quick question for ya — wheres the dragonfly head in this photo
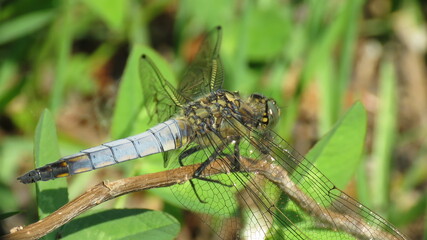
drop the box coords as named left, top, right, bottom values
left=249, top=94, right=281, bottom=128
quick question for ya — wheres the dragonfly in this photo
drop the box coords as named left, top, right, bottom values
left=18, top=26, right=408, bottom=240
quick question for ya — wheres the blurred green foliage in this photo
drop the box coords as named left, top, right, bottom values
left=1, top=0, right=426, bottom=239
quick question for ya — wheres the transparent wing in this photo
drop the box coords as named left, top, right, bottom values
left=168, top=116, right=408, bottom=239
left=139, top=26, right=223, bottom=123
left=139, top=54, right=187, bottom=123
left=178, top=26, right=224, bottom=99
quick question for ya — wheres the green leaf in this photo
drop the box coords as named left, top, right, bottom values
left=317, top=0, right=364, bottom=131
left=246, top=5, right=289, bottom=60
left=49, top=3, right=73, bottom=113
left=34, top=109, right=68, bottom=218
left=306, top=102, right=367, bottom=189
left=111, top=45, right=145, bottom=139
left=34, top=109, right=68, bottom=240
left=0, top=10, right=55, bottom=44
left=372, top=59, right=397, bottom=213
left=61, top=209, right=180, bottom=240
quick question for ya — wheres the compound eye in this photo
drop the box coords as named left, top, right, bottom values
left=266, top=99, right=280, bottom=127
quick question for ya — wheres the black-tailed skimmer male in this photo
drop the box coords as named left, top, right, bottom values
left=18, top=26, right=408, bottom=240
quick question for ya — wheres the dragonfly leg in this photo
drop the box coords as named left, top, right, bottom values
left=178, top=146, right=212, bottom=203
left=232, top=138, right=250, bottom=178
left=189, top=178, right=207, bottom=204
left=215, top=137, right=242, bottom=172
left=193, top=147, right=222, bottom=177
left=193, top=148, right=233, bottom=187
left=230, top=137, right=241, bottom=172
left=179, top=144, right=224, bottom=177
left=178, top=145, right=203, bottom=166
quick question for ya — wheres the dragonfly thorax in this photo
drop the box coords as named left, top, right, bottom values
left=177, top=90, right=280, bottom=145
left=180, top=90, right=241, bottom=133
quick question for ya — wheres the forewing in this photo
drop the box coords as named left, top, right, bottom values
left=139, top=55, right=187, bottom=123
left=178, top=26, right=224, bottom=99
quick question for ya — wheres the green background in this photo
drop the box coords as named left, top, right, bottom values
left=0, top=0, right=426, bottom=239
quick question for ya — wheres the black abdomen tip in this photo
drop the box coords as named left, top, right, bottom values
left=17, top=170, right=40, bottom=184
